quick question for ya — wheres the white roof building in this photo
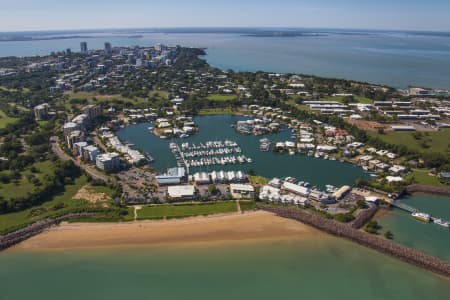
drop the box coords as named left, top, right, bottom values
left=167, top=185, right=196, bottom=199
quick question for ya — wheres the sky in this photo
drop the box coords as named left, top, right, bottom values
left=1, top=0, right=450, bottom=32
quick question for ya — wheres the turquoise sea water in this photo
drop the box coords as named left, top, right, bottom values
left=377, top=194, right=450, bottom=261
left=117, top=115, right=370, bottom=189
left=1, top=31, right=450, bottom=88
left=1, top=238, right=449, bottom=300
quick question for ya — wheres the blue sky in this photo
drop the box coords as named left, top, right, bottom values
left=1, top=0, right=450, bottom=32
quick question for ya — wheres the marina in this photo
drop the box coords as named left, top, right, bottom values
left=170, top=140, right=253, bottom=173
left=116, top=115, right=371, bottom=189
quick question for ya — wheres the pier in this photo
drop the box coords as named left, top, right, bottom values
left=391, top=200, right=449, bottom=227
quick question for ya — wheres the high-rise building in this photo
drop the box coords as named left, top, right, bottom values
left=104, top=42, right=112, bottom=54
left=82, top=104, right=102, bottom=121
left=66, top=48, right=72, bottom=55
left=33, top=103, right=50, bottom=120
left=80, top=42, right=88, bottom=54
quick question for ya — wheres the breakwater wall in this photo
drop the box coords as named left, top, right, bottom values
left=350, top=205, right=379, bottom=229
left=405, top=184, right=450, bottom=196
left=259, top=205, right=450, bottom=277
left=0, top=213, right=95, bottom=251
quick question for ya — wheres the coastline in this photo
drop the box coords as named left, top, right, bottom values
left=9, top=211, right=323, bottom=252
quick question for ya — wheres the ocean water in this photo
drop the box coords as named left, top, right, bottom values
left=377, top=194, right=450, bottom=261
left=1, top=30, right=450, bottom=88
left=1, top=238, right=449, bottom=300
left=117, top=115, right=370, bottom=189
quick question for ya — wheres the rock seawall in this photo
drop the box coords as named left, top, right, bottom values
left=0, top=213, right=95, bottom=251
left=259, top=205, right=450, bottom=277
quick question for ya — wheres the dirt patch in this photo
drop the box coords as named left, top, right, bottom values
left=346, top=119, right=386, bottom=132
left=73, top=185, right=110, bottom=206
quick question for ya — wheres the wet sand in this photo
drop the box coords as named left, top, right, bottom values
left=10, top=211, right=322, bottom=251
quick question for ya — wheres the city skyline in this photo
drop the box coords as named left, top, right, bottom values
left=1, top=0, right=450, bottom=32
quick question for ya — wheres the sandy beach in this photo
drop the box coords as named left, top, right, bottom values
left=10, top=211, right=322, bottom=251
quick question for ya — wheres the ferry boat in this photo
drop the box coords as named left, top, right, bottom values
left=411, top=212, right=431, bottom=223
left=433, top=218, right=450, bottom=228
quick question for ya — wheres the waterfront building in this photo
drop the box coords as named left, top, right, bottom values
left=96, top=152, right=120, bottom=172
left=82, top=145, right=99, bottom=162
left=80, top=42, right=88, bottom=54
left=268, top=178, right=282, bottom=188
left=282, top=182, right=310, bottom=197
left=33, top=103, right=49, bottom=120
left=83, top=104, right=102, bottom=121
left=63, top=122, right=80, bottom=135
left=230, top=184, right=255, bottom=199
left=72, top=114, right=89, bottom=130
left=259, top=185, right=281, bottom=202
left=193, top=172, right=210, bottom=185
left=72, top=141, right=88, bottom=157
left=66, top=130, right=85, bottom=149
left=332, top=185, right=351, bottom=200
left=167, top=185, right=196, bottom=201
left=156, top=167, right=186, bottom=185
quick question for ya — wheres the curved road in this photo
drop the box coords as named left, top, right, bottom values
left=50, top=136, right=110, bottom=182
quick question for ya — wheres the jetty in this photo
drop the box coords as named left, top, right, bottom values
left=391, top=200, right=449, bottom=227
left=259, top=205, right=450, bottom=277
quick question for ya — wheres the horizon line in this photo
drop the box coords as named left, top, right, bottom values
left=1, top=26, right=450, bottom=34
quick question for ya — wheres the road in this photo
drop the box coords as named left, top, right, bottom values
left=50, top=136, right=110, bottom=183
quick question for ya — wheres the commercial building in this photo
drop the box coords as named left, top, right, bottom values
left=96, top=152, right=120, bottom=172
left=156, top=167, right=186, bottom=185
left=230, top=184, right=255, bottom=199
left=167, top=185, right=196, bottom=201
left=332, top=185, right=351, bottom=200
left=33, top=103, right=49, bottom=120
left=282, top=182, right=310, bottom=197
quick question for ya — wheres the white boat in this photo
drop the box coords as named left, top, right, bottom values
left=411, top=212, right=431, bottom=223
left=434, top=218, right=450, bottom=228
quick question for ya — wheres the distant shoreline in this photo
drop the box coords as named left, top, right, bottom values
left=0, top=35, right=143, bottom=42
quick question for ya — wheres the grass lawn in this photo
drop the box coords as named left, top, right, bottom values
left=406, top=169, right=448, bottom=188
left=197, top=108, right=244, bottom=115
left=0, top=161, right=56, bottom=199
left=321, top=95, right=373, bottom=104
left=0, top=109, right=19, bottom=129
left=137, top=201, right=238, bottom=220
left=369, top=130, right=450, bottom=154
left=0, top=86, right=30, bottom=93
left=0, top=176, right=89, bottom=234
left=248, top=176, right=270, bottom=185
left=61, top=90, right=169, bottom=111
left=207, top=94, right=237, bottom=101
left=239, top=200, right=257, bottom=211
left=0, top=175, right=126, bottom=234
